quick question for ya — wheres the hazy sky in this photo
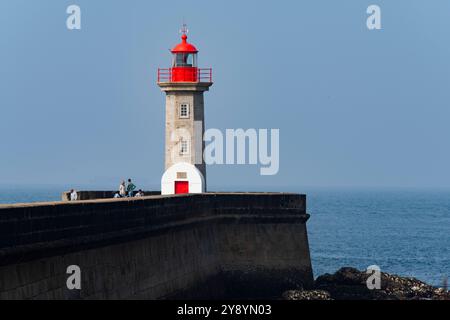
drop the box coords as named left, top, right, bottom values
left=1, top=0, right=450, bottom=190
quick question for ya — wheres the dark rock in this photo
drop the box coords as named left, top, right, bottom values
left=283, top=267, right=450, bottom=300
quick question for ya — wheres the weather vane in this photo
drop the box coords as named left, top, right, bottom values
left=180, top=23, right=189, bottom=35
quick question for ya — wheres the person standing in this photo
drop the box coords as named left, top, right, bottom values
left=126, top=179, right=136, bottom=197
left=70, top=189, right=78, bottom=201
left=119, top=181, right=126, bottom=197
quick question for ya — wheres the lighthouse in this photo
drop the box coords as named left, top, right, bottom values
left=158, top=26, right=213, bottom=195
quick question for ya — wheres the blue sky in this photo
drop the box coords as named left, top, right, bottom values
left=1, top=0, right=450, bottom=190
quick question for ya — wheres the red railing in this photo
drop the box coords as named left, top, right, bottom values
left=157, top=68, right=213, bottom=83
left=157, top=68, right=172, bottom=83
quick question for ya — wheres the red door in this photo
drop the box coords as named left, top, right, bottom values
left=175, top=181, right=189, bottom=194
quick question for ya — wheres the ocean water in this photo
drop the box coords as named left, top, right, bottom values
left=0, top=186, right=448, bottom=287
left=307, top=188, right=450, bottom=287
left=0, top=186, right=62, bottom=204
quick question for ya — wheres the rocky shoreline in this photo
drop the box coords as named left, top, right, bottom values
left=283, top=267, right=449, bottom=300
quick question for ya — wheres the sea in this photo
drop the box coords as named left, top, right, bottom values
left=0, top=186, right=448, bottom=287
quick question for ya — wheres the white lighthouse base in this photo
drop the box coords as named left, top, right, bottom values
left=161, top=162, right=205, bottom=195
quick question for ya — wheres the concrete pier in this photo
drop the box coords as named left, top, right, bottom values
left=0, top=193, right=313, bottom=299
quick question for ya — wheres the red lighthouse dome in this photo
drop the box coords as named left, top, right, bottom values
left=171, top=34, right=198, bottom=54
left=157, top=27, right=212, bottom=83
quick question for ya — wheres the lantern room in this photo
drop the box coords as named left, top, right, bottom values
left=171, top=34, right=198, bottom=82
left=172, top=34, right=198, bottom=66
left=158, top=29, right=212, bottom=83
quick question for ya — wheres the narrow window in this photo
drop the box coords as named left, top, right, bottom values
left=180, top=140, right=189, bottom=155
left=179, top=103, right=189, bottom=119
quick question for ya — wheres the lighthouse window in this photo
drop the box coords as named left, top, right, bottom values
left=177, top=172, right=187, bottom=179
left=180, top=140, right=189, bottom=155
left=179, top=103, right=190, bottom=118
left=175, top=53, right=194, bottom=67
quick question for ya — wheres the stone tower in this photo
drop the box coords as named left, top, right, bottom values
left=158, top=28, right=213, bottom=195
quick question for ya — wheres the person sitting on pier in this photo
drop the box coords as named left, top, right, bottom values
left=135, top=190, right=144, bottom=197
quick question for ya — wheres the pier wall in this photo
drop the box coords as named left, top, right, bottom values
left=0, top=193, right=312, bottom=299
